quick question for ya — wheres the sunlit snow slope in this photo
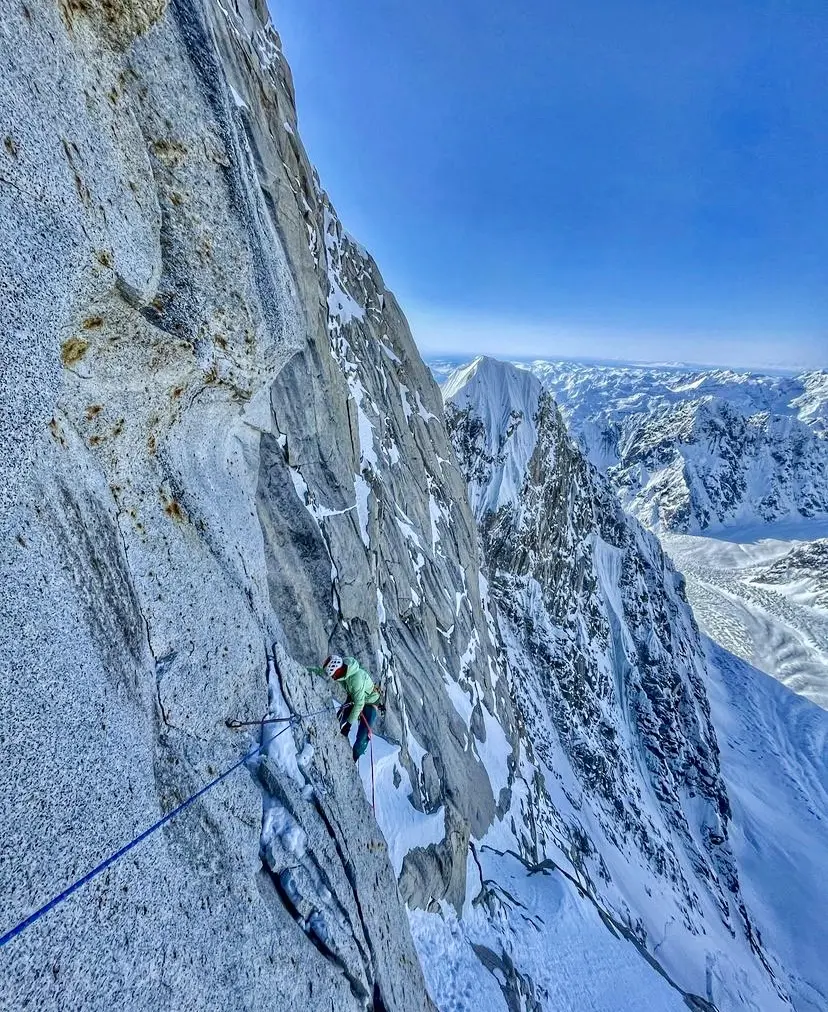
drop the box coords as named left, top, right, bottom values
left=664, top=528, right=828, bottom=709
left=706, top=641, right=828, bottom=1012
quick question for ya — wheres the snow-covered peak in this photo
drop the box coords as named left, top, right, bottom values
left=444, top=364, right=797, bottom=1011
left=515, top=359, right=828, bottom=534
left=442, top=357, right=543, bottom=516
left=442, top=355, right=541, bottom=407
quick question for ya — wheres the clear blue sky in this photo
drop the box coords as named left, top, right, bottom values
left=271, top=1, right=827, bottom=369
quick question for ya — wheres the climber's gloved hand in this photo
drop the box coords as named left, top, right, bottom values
left=339, top=721, right=351, bottom=737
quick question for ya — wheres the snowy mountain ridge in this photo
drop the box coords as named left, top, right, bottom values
left=524, top=359, right=828, bottom=534
left=441, top=356, right=828, bottom=1011
left=441, top=358, right=784, bottom=1009
left=442, top=356, right=544, bottom=515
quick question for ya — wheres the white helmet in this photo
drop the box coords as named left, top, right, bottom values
left=324, top=654, right=346, bottom=679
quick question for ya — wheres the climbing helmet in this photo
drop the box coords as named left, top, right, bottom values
left=324, top=654, right=346, bottom=679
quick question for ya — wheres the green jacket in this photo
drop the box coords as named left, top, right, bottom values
left=341, top=657, right=380, bottom=725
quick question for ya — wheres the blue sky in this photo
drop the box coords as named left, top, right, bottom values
left=272, top=1, right=827, bottom=369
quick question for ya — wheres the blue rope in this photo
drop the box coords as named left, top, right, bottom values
left=0, top=720, right=297, bottom=949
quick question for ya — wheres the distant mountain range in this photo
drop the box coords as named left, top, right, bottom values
left=433, top=358, right=828, bottom=536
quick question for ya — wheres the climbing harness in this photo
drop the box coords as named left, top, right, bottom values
left=0, top=719, right=299, bottom=950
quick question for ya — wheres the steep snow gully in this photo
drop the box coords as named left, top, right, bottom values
left=1, top=4, right=826, bottom=1012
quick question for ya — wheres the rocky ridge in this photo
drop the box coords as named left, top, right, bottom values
left=1, top=0, right=507, bottom=1008
left=443, top=357, right=791, bottom=1010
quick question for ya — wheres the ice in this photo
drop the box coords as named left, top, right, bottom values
left=261, top=802, right=307, bottom=860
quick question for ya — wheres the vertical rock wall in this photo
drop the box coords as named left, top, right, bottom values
left=0, top=0, right=506, bottom=1007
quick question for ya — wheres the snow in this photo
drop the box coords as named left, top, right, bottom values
left=474, top=704, right=511, bottom=798
left=380, top=339, right=401, bottom=364
left=415, top=390, right=437, bottom=423
left=406, top=730, right=429, bottom=769
left=523, top=359, right=828, bottom=536
left=357, top=735, right=445, bottom=875
left=228, top=85, right=248, bottom=110
left=354, top=474, right=371, bottom=547
left=408, top=907, right=509, bottom=1012
left=323, top=207, right=365, bottom=327
left=664, top=530, right=828, bottom=707
left=706, top=641, right=828, bottom=1012
left=252, top=23, right=282, bottom=73
left=438, top=357, right=828, bottom=536
left=444, top=677, right=475, bottom=730
left=428, top=494, right=442, bottom=550
left=409, top=852, right=689, bottom=1012
left=441, top=355, right=798, bottom=1010
left=399, top=383, right=414, bottom=422
left=443, top=357, right=543, bottom=516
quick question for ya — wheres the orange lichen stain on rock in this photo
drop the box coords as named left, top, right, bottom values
left=85, top=404, right=103, bottom=420
left=60, top=336, right=88, bottom=366
left=151, top=137, right=188, bottom=167
left=164, top=499, right=186, bottom=522
left=82, top=316, right=104, bottom=330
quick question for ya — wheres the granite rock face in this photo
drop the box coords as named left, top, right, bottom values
left=0, top=0, right=508, bottom=1008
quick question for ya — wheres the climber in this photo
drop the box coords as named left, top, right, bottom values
left=324, top=654, right=381, bottom=762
